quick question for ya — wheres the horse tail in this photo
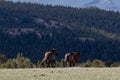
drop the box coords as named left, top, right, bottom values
left=40, top=52, right=49, bottom=65
left=64, top=54, right=67, bottom=62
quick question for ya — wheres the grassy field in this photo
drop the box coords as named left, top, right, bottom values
left=0, top=67, right=120, bottom=80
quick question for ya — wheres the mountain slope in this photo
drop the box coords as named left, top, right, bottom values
left=83, top=0, right=120, bottom=11
left=7, top=0, right=120, bottom=11
left=0, top=1, right=120, bottom=63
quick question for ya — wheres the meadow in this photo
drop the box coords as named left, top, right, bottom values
left=0, top=67, right=120, bottom=80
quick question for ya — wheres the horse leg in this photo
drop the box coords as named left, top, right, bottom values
left=40, top=62, right=45, bottom=67
left=76, top=63, right=79, bottom=67
left=69, top=62, right=72, bottom=67
left=70, top=61, right=75, bottom=67
left=72, top=63, right=74, bottom=67
left=53, top=60, right=56, bottom=68
left=40, top=60, right=47, bottom=67
left=51, top=60, right=56, bottom=68
left=46, top=60, right=50, bottom=67
left=40, top=60, right=45, bottom=67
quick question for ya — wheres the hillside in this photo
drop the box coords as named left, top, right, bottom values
left=7, top=0, right=120, bottom=11
left=83, top=0, right=120, bottom=11
left=0, top=1, right=120, bottom=63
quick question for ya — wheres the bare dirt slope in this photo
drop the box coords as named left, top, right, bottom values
left=0, top=67, right=120, bottom=80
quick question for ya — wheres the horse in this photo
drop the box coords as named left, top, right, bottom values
left=40, top=48, right=58, bottom=67
left=64, top=52, right=80, bottom=67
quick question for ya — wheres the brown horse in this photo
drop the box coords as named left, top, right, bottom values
left=41, top=48, right=58, bottom=67
left=64, top=52, right=80, bottom=67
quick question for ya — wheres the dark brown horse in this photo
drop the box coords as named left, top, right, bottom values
left=64, top=52, right=80, bottom=67
left=41, top=48, right=58, bottom=67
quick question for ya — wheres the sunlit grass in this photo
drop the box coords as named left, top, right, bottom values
left=0, top=67, right=120, bottom=80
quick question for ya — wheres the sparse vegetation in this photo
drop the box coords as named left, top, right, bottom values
left=0, top=68, right=120, bottom=80
left=0, top=53, right=120, bottom=68
left=0, top=53, right=34, bottom=68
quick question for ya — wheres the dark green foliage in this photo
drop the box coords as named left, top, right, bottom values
left=0, top=1, right=120, bottom=63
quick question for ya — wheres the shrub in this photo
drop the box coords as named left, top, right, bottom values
left=1, top=59, right=17, bottom=68
left=91, top=59, right=105, bottom=67
left=0, top=54, right=7, bottom=64
left=15, top=53, right=33, bottom=68
left=105, top=60, right=113, bottom=67
left=80, top=60, right=92, bottom=67
left=110, top=62, right=120, bottom=67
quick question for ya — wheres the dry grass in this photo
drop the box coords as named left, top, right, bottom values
left=0, top=67, right=120, bottom=80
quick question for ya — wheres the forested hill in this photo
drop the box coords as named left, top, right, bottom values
left=0, top=1, right=120, bottom=63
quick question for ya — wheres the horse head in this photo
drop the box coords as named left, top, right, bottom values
left=51, top=48, right=58, bottom=56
